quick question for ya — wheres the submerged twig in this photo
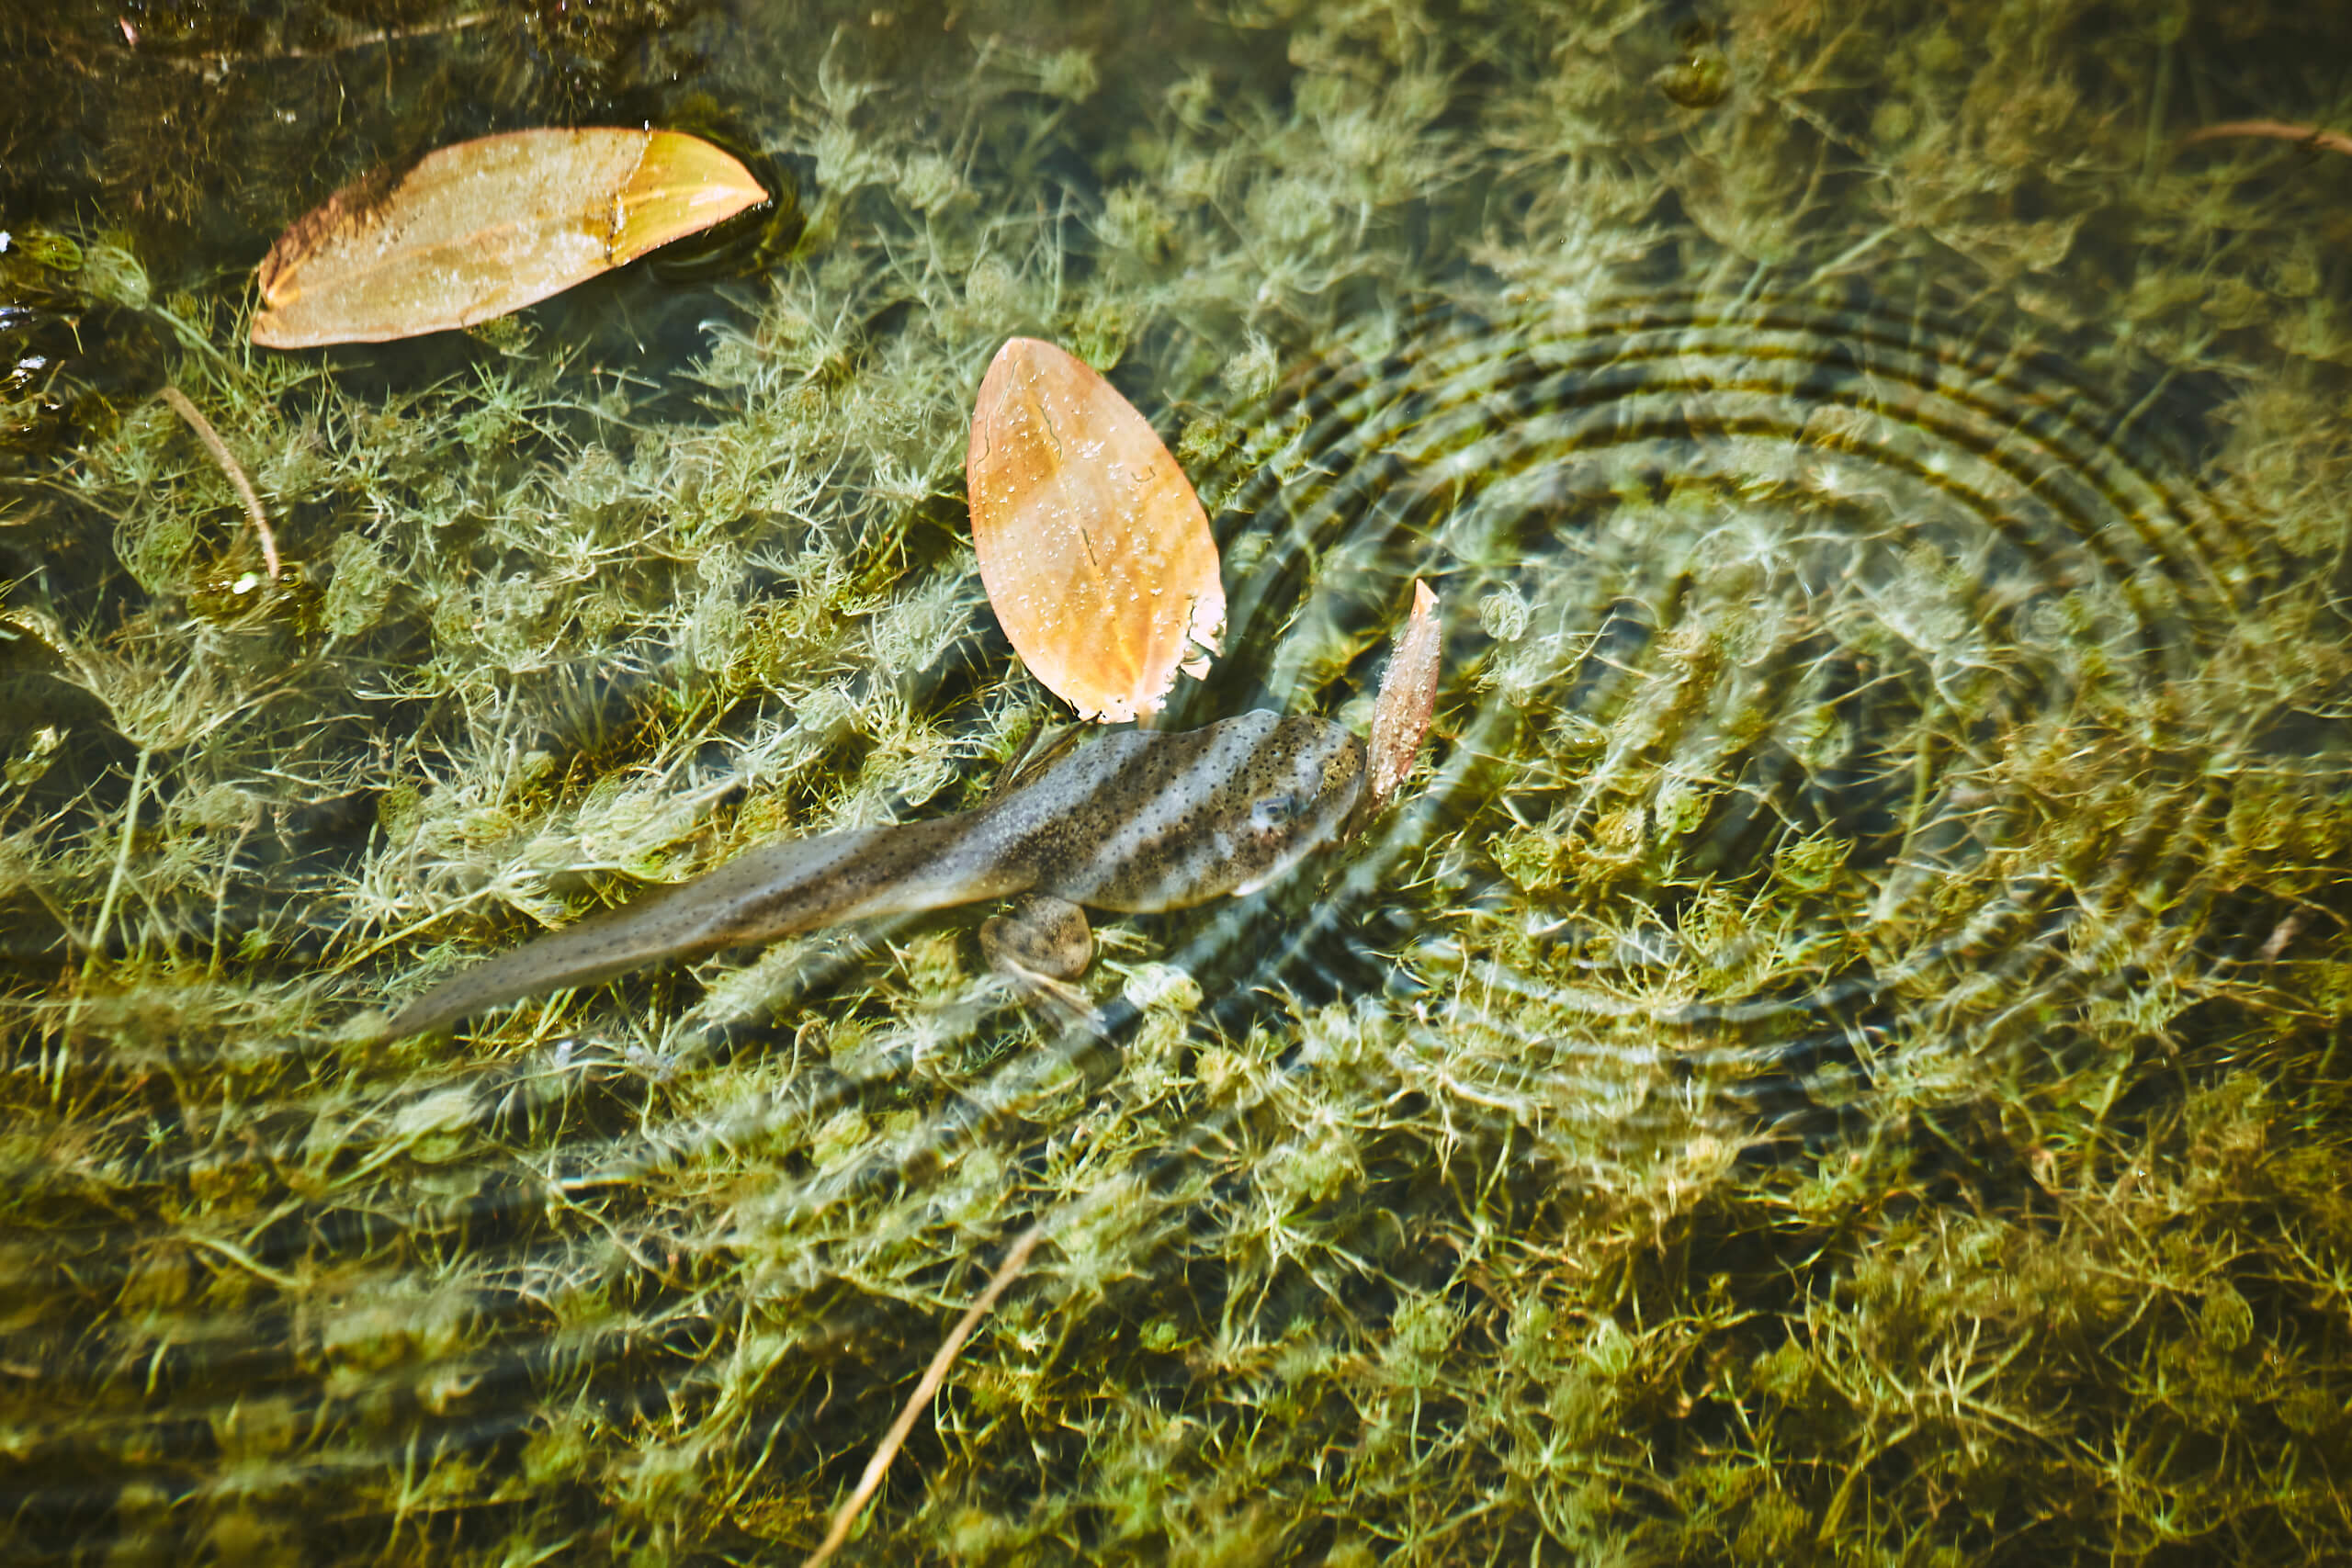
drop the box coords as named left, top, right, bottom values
left=274, top=10, right=496, bottom=58
left=2177, top=119, right=2352, bottom=159
left=158, top=385, right=280, bottom=579
left=802, top=1224, right=1047, bottom=1568
left=104, top=10, right=494, bottom=65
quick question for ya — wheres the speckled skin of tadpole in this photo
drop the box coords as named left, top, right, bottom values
left=380, top=709, right=1366, bottom=1038
left=1010, top=710, right=1365, bottom=910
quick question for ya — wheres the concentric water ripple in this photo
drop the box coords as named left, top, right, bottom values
left=1211, top=288, right=2271, bottom=1137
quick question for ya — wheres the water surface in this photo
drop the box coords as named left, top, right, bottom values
left=3, top=2, right=2349, bottom=1562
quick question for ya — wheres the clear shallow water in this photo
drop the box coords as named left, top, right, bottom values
left=4, top=3, right=2351, bottom=1563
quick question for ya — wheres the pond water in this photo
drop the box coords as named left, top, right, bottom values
left=4, top=2, right=2351, bottom=1563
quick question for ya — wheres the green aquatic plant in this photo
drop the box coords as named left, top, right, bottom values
left=3, top=2, right=2352, bottom=1565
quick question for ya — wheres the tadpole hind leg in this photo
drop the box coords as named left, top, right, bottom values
left=980, top=894, right=1103, bottom=1032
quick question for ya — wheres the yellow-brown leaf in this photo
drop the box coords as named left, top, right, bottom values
left=966, top=337, right=1225, bottom=723
left=252, top=129, right=766, bottom=349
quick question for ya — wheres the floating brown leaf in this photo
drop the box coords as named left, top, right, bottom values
left=252, top=129, right=767, bottom=348
left=1366, top=579, right=1441, bottom=814
left=966, top=337, right=1225, bottom=723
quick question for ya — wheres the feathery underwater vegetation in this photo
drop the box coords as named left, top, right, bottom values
left=5, top=0, right=2352, bottom=1563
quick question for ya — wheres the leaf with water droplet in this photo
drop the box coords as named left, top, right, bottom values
left=966, top=337, right=1225, bottom=722
left=252, top=129, right=768, bottom=348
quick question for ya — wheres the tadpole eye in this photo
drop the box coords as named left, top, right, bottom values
left=1251, top=791, right=1307, bottom=831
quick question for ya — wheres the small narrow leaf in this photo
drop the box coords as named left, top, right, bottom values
left=252, top=129, right=767, bottom=348
left=967, top=337, right=1225, bottom=723
left=1366, top=579, right=1441, bottom=813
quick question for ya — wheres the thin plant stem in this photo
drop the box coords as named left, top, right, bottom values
left=101, top=10, right=492, bottom=64
left=802, top=1224, right=1047, bottom=1568
left=159, top=385, right=280, bottom=579
left=2177, top=118, right=2352, bottom=158
left=85, top=747, right=153, bottom=975
left=59, top=746, right=153, bottom=1094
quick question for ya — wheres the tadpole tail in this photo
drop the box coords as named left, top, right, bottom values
left=379, top=814, right=1030, bottom=1040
